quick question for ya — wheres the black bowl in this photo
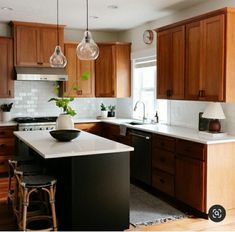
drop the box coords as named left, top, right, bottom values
left=50, top=129, right=80, bottom=142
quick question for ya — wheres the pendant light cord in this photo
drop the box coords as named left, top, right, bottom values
left=57, top=0, right=59, bottom=45
left=86, top=0, right=88, bottom=31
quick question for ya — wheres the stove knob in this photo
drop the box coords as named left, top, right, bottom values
left=39, top=128, right=42, bottom=130
left=46, top=127, right=49, bottom=130
left=29, top=128, right=32, bottom=131
left=23, top=128, right=26, bottom=131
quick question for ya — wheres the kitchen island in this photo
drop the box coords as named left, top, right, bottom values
left=14, top=130, right=134, bottom=231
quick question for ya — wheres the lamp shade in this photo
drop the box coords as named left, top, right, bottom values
left=202, top=102, right=226, bottom=119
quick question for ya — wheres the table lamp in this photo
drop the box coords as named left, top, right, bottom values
left=202, top=102, right=225, bottom=133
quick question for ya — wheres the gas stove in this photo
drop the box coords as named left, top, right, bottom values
left=15, top=117, right=57, bottom=131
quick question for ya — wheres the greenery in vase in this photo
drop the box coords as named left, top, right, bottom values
left=108, top=105, right=116, bottom=112
left=100, top=103, right=108, bottom=111
left=0, top=103, right=13, bottom=112
left=48, top=71, right=90, bottom=116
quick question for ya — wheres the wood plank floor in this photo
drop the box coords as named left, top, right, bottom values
left=1, top=197, right=235, bottom=231
left=128, top=209, right=235, bottom=231
left=0, top=199, right=18, bottom=231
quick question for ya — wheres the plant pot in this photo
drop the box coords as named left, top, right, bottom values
left=56, top=114, right=74, bottom=130
left=101, top=110, right=108, bottom=118
left=1, top=112, right=11, bottom=122
left=108, top=111, right=115, bottom=117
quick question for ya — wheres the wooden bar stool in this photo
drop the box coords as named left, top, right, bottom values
left=17, top=175, right=57, bottom=231
left=8, top=155, right=35, bottom=205
left=11, top=164, right=43, bottom=221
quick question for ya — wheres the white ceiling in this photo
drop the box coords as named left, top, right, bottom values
left=0, top=0, right=205, bottom=30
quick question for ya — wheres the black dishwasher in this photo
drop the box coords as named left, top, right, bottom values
left=130, top=129, right=152, bottom=185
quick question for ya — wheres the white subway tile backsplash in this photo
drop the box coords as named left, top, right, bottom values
left=0, top=81, right=117, bottom=119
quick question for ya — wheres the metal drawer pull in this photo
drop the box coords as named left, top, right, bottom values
left=0, top=144, right=5, bottom=148
left=129, top=132, right=150, bottom=140
left=0, top=131, right=6, bottom=135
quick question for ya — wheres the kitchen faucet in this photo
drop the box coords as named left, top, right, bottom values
left=134, top=100, right=147, bottom=122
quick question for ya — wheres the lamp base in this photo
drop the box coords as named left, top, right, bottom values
left=208, top=119, right=221, bottom=133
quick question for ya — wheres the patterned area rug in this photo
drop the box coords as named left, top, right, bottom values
left=130, top=184, right=187, bottom=226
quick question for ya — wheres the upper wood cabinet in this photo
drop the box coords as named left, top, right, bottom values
left=156, top=7, right=235, bottom=102
left=185, top=15, right=225, bottom=101
left=157, top=26, right=185, bottom=100
left=95, top=43, right=131, bottom=98
left=11, top=21, right=64, bottom=67
left=0, top=37, right=14, bottom=98
left=62, top=43, right=95, bottom=97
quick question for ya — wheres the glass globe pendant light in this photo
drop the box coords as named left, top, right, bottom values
left=76, top=0, right=99, bottom=60
left=50, top=0, right=67, bottom=67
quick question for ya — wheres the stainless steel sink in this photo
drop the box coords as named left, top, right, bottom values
left=125, top=121, right=144, bottom=125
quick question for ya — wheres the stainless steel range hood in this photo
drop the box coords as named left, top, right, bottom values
left=15, top=67, right=68, bottom=81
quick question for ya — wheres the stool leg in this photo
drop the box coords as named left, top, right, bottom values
left=22, top=187, right=29, bottom=231
left=49, top=185, right=57, bottom=231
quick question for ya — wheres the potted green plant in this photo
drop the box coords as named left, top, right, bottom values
left=100, top=103, right=108, bottom=118
left=108, top=105, right=116, bottom=117
left=0, top=103, right=13, bottom=122
left=49, top=71, right=90, bottom=129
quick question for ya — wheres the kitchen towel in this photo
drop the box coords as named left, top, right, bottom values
left=119, top=124, right=127, bottom=136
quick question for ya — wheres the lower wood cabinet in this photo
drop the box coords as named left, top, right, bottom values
left=0, top=126, right=16, bottom=200
left=152, top=169, right=175, bottom=197
left=175, top=155, right=206, bottom=212
left=74, top=123, right=101, bottom=135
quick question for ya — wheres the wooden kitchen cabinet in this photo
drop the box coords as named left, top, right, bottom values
left=152, top=134, right=176, bottom=196
left=0, top=126, right=16, bottom=200
left=157, top=26, right=185, bottom=99
left=175, top=139, right=206, bottom=212
left=74, top=123, right=101, bottom=135
left=157, top=7, right=235, bottom=102
left=63, top=43, right=95, bottom=97
left=11, top=21, right=64, bottom=67
left=0, top=37, right=14, bottom=98
left=95, top=42, right=131, bottom=98
left=185, top=15, right=225, bottom=101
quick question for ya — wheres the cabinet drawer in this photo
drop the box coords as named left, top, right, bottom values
left=176, top=139, right=205, bottom=161
left=0, top=156, right=11, bottom=174
left=153, top=134, right=175, bottom=152
left=0, top=126, right=16, bottom=138
left=0, top=138, right=15, bottom=156
left=152, top=169, right=175, bottom=196
left=74, top=123, right=101, bottom=135
left=152, top=148, right=175, bottom=174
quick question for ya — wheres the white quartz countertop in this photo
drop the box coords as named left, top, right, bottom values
left=14, top=130, right=134, bottom=159
left=0, top=121, right=17, bottom=127
left=97, top=118, right=235, bottom=144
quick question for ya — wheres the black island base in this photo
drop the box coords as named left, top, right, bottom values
left=42, top=152, right=130, bottom=231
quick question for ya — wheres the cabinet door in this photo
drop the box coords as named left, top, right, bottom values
left=116, top=44, right=131, bottom=98
left=64, top=43, right=95, bottom=97
left=201, top=14, right=225, bottom=101
left=77, top=59, right=95, bottom=97
left=64, top=43, right=77, bottom=96
left=15, top=26, right=39, bottom=66
left=171, top=26, right=185, bottom=99
left=0, top=38, right=13, bottom=98
left=40, top=27, right=59, bottom=66
left=185, top=21, right=201, bottom=100
left=157, top=30, right=171, bottom=99
left=175, top=155, right=206, bottom=212
left=95, top=44, right=115, bottom=97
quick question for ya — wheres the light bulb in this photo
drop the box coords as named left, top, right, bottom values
left=50, top=45, right=67, bottom=68
left=76, top=31, right=99, bottom=60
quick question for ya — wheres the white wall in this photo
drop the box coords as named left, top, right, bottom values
left=117, top=0, right=235, bottom=134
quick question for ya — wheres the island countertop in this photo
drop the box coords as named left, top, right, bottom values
left=14, top=130, right=134, bottom=159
